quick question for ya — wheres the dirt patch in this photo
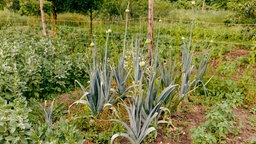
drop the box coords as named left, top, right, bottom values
left=223, top=49, right=250, bottom=61
left=57, top=90, right=83, bottom=107
left=226, top=106, right=256, bottom=143
left=155, top=104, right=206, bottom=144
left=210, top=49, right=250, bottom=68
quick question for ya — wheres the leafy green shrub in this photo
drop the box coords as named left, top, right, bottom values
left=0, top=97, right=33, bottom=143
left=0, top=27, right=89, bottom=100
left=190, top=102, right=237, bottom=144
left=226, top=1, right=256, bottom=24
left=31, top=118, right=84, bottom=143
left=207, top=77, right=245, bottom=96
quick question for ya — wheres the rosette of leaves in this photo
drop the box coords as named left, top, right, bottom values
left=113, top=56, right=134, bottom=101
left=70, top=63, right=115, bottom=116
left=111, top=96, right=160, bottom=144
left=144, top=72, right=178, bottom=118
left=0, top=97, right=33, bottom=143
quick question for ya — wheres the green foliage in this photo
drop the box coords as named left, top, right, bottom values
left=190, top=102, right=238, bottom=144
left=207, top=78, right=246, bottom=105
left=226, top=1, right=256, bottom=24
left=19, top=0, right=52, bottom=16
left=0, top=97, right=33, bottom=144
left=0, top=27, right=89, bottom=100
left=67, top=0, right=104, bottom=14
left=111, top=97, right=159, bottom=144
left=30, top=118, right=84, bottom=143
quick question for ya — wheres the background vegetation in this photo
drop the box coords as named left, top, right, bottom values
left=0, top=0, right=255, bottom=143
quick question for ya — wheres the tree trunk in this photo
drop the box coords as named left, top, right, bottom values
left=147, top=0, right=154, bottom=66
left=202, top=0, right=206, bottom=12
left=89, top=7, right=93, bottom=39
left=40, top=0, right=47, bottom=36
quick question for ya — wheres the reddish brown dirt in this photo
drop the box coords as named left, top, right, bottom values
left=225, top=106, right=256, bottom=144
left=210, top=49, right=251, bottom=69
left=223, top=49, right=250, bottom=61
left=57, top=90, right=83, bottom=108
left=154, top=104, right=206, bottom=144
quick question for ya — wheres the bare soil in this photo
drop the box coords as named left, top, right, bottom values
left=226, top=106, right=256, bottom=144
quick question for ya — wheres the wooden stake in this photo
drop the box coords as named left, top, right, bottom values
left=40, top=0, right=47, bottom=36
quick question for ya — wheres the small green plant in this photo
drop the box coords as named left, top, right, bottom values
left=30, top=118, right=84, bottom=143
left=190, top=102, right=238, bottom=144
left=0, top=97, right=33, bottom=144
left=40, top=99, right=55, bottom=127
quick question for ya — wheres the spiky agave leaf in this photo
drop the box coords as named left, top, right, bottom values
left=111, top=133, right=136, bottom=144
left=70, top=70, right=106, bottom=116
left=193, top=53, right=210, bottom=95
left=144, top=72, right=158, bottom=114
left=179, top=44, right=193, bottom=100
left=156, top=84, right=178, bottom=104
left=111, top=99, right=159, bottom=144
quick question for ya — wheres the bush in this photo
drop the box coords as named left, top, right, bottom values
left=31, top=118, right=84, bottom=143
left=0, top=97, right=33, bottom=143
left=0, top=27, right=89, bottom=100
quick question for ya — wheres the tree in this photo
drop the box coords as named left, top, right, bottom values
left=0, top=0, right=20, bottom=11
left=48, top=0, right=103, bottom=38
left=19, top=0, right=51, bottom=16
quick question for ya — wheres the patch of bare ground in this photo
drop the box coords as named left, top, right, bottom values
left=155, top=104, right=206, bottom=144
left=226, top=106, right=256, bottom=144
left=211, top=49, right=250, bottom=68
left=57, top=90, right=83, bottom=108
left=223, top=49, right=250, bottom=61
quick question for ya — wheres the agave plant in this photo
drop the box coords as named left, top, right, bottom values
left=70, top=63, right=114, bottom=116
left=179, top=40, right=194, bottom=100
left=113, top=56, right=132, bottom=98
left=144, top=72, right=178, bottom=117
left=160, top=58, right=178, bottom=88
left=111, top=96, right=160, bottom=144
left=193, top=53, right=210, bottom=95
left=132, top=38, right=144, bottom=83
left=40, top=99, right=55, bottom=127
